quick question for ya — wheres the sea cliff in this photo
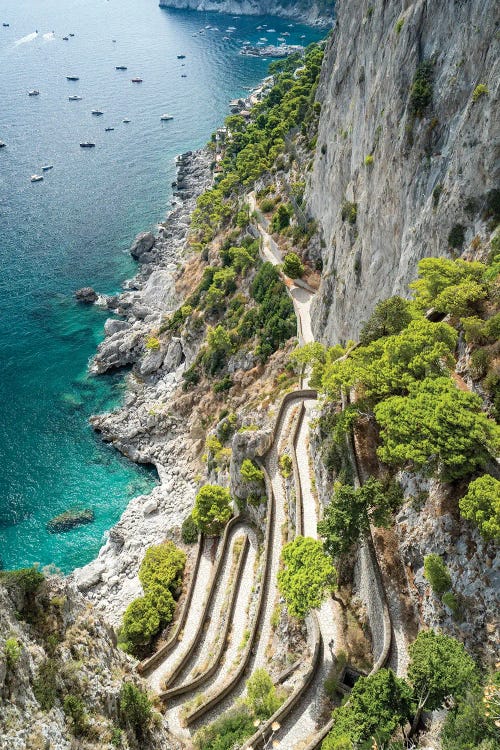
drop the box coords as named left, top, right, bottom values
left=159, top=0, right=334, bottom=27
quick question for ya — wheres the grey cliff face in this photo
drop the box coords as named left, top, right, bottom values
left=308, top=0, right=499, bottom=344
left=158, top=0, right=333, bottom=27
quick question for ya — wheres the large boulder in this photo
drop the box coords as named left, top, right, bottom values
left=47, top=508, right=94, bottom=533
left=104, top=318, right=131, bottom=336
left=130, top=231, right=155, bottom=261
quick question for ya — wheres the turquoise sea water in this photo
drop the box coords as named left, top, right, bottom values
left=0, top=0, right=324, bottom=573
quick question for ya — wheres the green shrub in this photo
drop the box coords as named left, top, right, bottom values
left=260, top=197, right=276, bottom=213
left=271, top=203, right=293, bottom=232
left=121, top=597, right=161, bottom=649
left=394, top=17, right=404, bottom=34
left=0, top=566, right=44, bottom=596
left=442, top=591, right=460, bottom=616
left=63, top=694, right=88, bottom=736
left=33, top=658, right=58, bottom=710
left=111, top=727, right=124, bottom=748
left=470, top=348, right=489, bottom=379
left=448, top=223, right=466, bottom=249
left=472, top=84, right=488, bottom=102
left=459, top=474, right=500, bottom=540
left=181, top=514, right=198, bottom=544
left=213, top=375, right=233, bottom=394
left=4, top=638, right=21, bottom=669
left=424, top=554, right=452, bottom=594
left=194, top=707, right=254, bottom=750
left=341, top=201, right=357, bottom=225
left=432, top=183, right=443, bottom=208
left=240, top=459, right=264, bottom=483
left=283, top=252, right=305, bottom=278
left=119, top=683, right=152, bottom=736
left=193, top=485, right=232, bottom=535
left=278, top=536, right=336, bottom=619
left=442, top=681, right=499, bottom=750
left=279, top=454, right=293, bottom=478
left=364, top=154, right=374, bottom=166
left=245, top=668, right=282, bottom=719
left=145, top=335, right=160, bottom=351
left=409, top=60, right=433, bottom=117
left=139, top=541, right=186, bottom=596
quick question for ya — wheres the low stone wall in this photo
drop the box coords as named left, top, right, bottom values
left=161, top=534, right=250, bottom=700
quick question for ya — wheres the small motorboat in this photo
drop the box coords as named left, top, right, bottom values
left=69, top=33, right=75, bottom=37
left=62, top=36, right=69, bottom=40
left=2, top=23, right=9, bottom=27
left=131, top=77, right=142, bottom=83
left=80, top=142, right=95, bottom=147
left=0, top=141, right=6, bottom=148
left=91, top=109, right=103, bottom=115
left=181, top=74, right=187, bottom=78
left=177, top=54, right=186, bottom=59
left=104, top=127, right=114, bottom=131
left=31, top=174, right=44, bottom=182
left=115, top=65, right=127, bottom=70
left=160, top=113, right=174, bottom=121
left=69, top=95, right=82, bottom=101
left=112, top=39, right=116, bottom=42
left=122, top=118, right=130, bottom=123
left=66, top=75, right=79, bottom=81
left=267, top=28, right=276, bottom=32
left=42, top=164, right=53, bottom=171
left=28, top=89, right=40, bottom=96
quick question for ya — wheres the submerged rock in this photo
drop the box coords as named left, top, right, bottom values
left=47, top=508, right=94, bottom=533
left=75, top=286, right=98, bottom=303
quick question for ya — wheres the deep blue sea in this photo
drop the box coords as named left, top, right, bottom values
left=0, top=0, right=324, bottom=573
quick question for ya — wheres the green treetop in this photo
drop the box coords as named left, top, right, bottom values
left=277, top=535, right=336, bottom=619
left=459, top=474, right=500, bottom=540
left=193, top=484, right=232, bottom=535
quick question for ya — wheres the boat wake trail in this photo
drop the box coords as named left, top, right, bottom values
left=15, top=31, right=38, bottom=46
left=42, top=32, right=55, bottom=41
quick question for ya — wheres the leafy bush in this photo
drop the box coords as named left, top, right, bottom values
left=448, top=223, right=466, bottom=249
left=442, top=680, right=500, bottom=750
left=410, top=257, right=488, bottom=311
left=0, top=566, right=44, bottom=596
left=278, top=536, right=336, bottom=619
left=442, top=591, right=460, bottom=616
left=394, top=17, right=404, bottom=34
left=195, top=707, right=255, bottom=750
left=472, top=84, right=489, bottom=102
left=459, top=474, right=500, bottom=539
left=364, top=154, right=374, bottom=166
left=423, top=554, right=452, bottom=594
left=374, top=377, right=500, bottom=480
left=240, top=459, right=264, bottom=483
left=119, top=683, right=152, bottom=736
left=260, top=197, right=276, bottom=213
left=470, top=348, right=490, bottom=379
left=193, top=485, right=232, bottom=535
left=341, top=201, right=357, bottom=225
left=271, top=203, right=293, bottom=232
left=4, top=638, right=21, bottom=669
left=181, top=514, right=198, bottom=544
left=279, top=454, right=293, bottom=478
left=33, top=658, right=58, bottom=710
left=245, top=668, right=282, bottom=719
left=283, top=252, right=305, bottom=278
left=213, top=375, right=233, bottom=394
left=63, top=694, right=88, bottom=736
left=139, top=541, right=186, bottom=597
left=409, top=60, right=433, bottom=117
left=145, top=335, right=160, bottom=351
left=323, top=669, right=412, bottom=749
left=121, top=596, right=161, bottom=649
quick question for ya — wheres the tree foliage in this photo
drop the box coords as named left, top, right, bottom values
left=323, top=669, right=412, bottom=748
left=121, top=596, right=161, bottom=648
left=322, top=319, right=457, bottom=404
left=359, top=296, right=414, bottom=345
left=139, top=541, right=186, bottom=596
left=459, top=474, right=500, bottom=540
left=240, top=459, right=264, bottom=483
left=409, top=257, right=488, bottom=314
left=245, top=668, right=282, bottom=719
left=119, top=683, right=152, bottom=736
left=283, top=252, right=305, bottom=278
left=278, top=536, right=336, bottom=619
left=374, top=377, right=500, bottom=480
left=318, top=478, right=403, bottom=558
left=193, top=484, right=232, bottom=535
left=407, top=630, right=478, bottom=712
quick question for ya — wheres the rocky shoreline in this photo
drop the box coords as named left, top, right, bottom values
left=71, top=148, right=213, bottom=626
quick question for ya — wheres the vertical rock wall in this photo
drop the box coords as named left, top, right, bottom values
left=308, top=0, right=499, bottom=344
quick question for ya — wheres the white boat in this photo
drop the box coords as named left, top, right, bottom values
left=66, top=75, right=79, bottom=81
left=0, top=141, right=6, bottom=148
left=28, top=89, right=40, bottom=96
left=41, top=164, right=53, bottom=171
left=69, top=95, right=82, bottom=101
left=267, top=28, right=276, bottom=32
left=31, top=174, right=43, bottom=182
left=160, top=113, right=174, bottom=121
left=91, top=109, right=103, bottom=115
left=122, top=118, right=130, bottom=123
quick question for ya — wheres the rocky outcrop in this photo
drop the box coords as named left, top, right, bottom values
left=0, top=574, right=177, bottom=750
left=308, top=0, right=499, bottom=344
left=46, top=508, right=94, bottom=533
left=130, top=231, right=155, bottom=262
left=158, top=0, right=333, bottom=27
left=75, top=286, right=98, bottom=303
